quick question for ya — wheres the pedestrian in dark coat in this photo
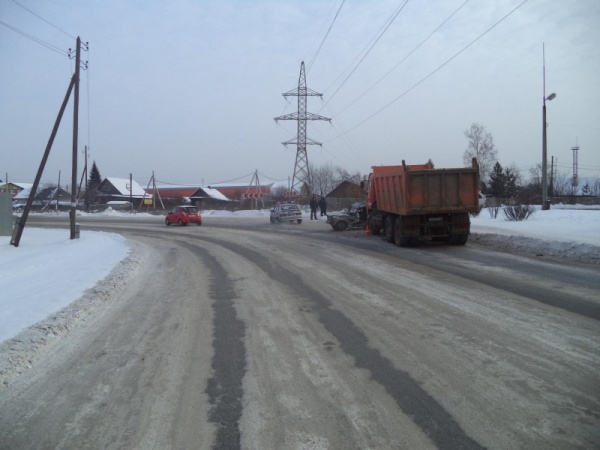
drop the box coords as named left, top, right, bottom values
left=318, top=197, right=327, bottom=216
left=310, top=195, right=318, bottom=220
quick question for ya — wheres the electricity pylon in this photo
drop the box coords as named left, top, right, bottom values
left=274, top=61, right=331, bottom=196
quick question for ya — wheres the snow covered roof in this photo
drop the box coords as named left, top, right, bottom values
left=105, top=177, right=149, bottom=197
left=196, top=186, right=230, bottom=201
left=3, top=182, right=33, bottom=190
left=13, top=183, right=42, bottom=199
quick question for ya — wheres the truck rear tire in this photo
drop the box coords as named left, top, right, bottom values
left=394, top=216, right=419, bottom=247
left=384, top=216, right=396, bottom=243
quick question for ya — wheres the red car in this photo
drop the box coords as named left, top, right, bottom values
left=165, top=206, right=202, bottom=226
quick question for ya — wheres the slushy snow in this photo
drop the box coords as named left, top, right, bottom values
left=0, top=205, right=598, bottom=385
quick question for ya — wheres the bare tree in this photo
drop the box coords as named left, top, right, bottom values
left=463, top=123, right=498, bottom=182
left=334, top=167, right=362, bottom=184
left=590, top=177, right=600, bottom=197
left=309, top=163, right=337, bottom=196
left=552, top=171, right=572, bottom=196
left=528, top=164, right=542, bottom=190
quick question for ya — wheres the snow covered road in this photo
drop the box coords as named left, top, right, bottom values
left=1, top=215, right=598, bottom=449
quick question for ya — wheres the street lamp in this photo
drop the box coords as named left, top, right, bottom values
left=542, top=92, right=556, bottom=211
left=541, top=43, right=556, bottom=211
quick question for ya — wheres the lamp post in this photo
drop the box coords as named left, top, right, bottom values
left=542, top=92, right=556, bottom=210
left=541, top=43, right=556, bottom=211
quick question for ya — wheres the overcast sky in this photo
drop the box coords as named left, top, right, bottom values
left=1, top=0, right=599, bottom=189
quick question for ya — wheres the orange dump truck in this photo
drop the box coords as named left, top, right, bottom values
left=366, top=158, right=480, bottom=246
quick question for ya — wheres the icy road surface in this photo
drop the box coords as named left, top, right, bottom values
left=0, top=214, right=599, bottom=449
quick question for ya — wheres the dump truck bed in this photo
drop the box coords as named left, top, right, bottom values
left=370, top=162, right=480, bottom=216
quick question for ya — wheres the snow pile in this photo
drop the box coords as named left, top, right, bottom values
left=470, top=205, right=599, bottom=265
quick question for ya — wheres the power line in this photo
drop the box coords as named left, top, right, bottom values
left=0, top=20, right=69, bottom=56
left=307, top=0, right=346, bottom=73
left=256, top=171, right=287, bottom=182
left=327, top=0, right=530, bottom=144
left=322, top=0, right=409, bottom=109
left=11, top=0, right=76, bottom=39
left=334, top=0, right=471, bottom=118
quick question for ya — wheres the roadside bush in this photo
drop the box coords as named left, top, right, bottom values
left=503, top=204, right=536, bottom=221
left=488, top=206, right=501, bottom=218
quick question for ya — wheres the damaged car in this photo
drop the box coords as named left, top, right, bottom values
left=326, top=201, right=367, bottom=231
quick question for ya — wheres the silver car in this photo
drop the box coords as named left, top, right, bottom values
left=326, top=201, right=367, bottom=231
left=270, top=202, right=303, bottom=224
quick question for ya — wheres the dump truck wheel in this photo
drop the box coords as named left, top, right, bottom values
left=394, top=218, right=407, bottom=247
left=384, top=216, right=395, bottom=243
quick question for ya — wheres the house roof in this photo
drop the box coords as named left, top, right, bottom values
left=104, top=177, right=149, bottom=197
left=13, top=183, right=39, bottom=199
left=2, top=182, right=33, bottom=190
left=191, top=186, right=230, bottom=201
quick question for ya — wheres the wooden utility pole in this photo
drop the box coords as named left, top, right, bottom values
left=56, top=170, right=61, bottom=211
left=70, top=36, right=81, bottom=239
left=11, top=75, right=76, bottom=247
left=129, top=173, right=133, bottom=211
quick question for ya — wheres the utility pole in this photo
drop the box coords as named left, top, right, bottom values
left=11, top=36, right=87, bottom=247
left=542, top=43, right=556, bottom=210
left=549, top=156, right=554, bottom=196
left=244, top=170, right=264, bottom=209
left=56, top=170, right=61, bottom=211
left=129, top=173, right=133, bottom=212
left=11, top=74, right=76, bottom=247
left=70, top=37, right=81, bottom=238
left=274, top=61, right=331, bottom=196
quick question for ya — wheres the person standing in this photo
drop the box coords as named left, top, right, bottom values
left=318, top=196, right=327, bottom=216
left=310, top=195, right=318, bottom=220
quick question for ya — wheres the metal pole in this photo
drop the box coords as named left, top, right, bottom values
left=542, top=101, right=548, bottom=209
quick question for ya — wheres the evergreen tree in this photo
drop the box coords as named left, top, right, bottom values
left=85, top=161, right=102, bottom=210
left=504, top=166, right=519, bottom=199
left=88, top=161, right=102, bottom=191
left=488, top=162, right=505, bottom=197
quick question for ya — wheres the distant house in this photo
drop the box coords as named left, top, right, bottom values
left=189, top=186, right=230, bottom=210
left=96, top=177, right=152, bottom=208
left=145, top=184, right=201, bottom=201
left=11, top=184, right=71, bottom=210
left=37, top=186, right=71, bottom=210
left=325, top=180, right=365, bottom=210
left=1, top=182, right=33, bottom=199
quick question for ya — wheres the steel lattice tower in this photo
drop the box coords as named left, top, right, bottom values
left=274, top=61, right=331, bottom=195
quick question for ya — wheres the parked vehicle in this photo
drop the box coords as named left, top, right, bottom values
left=366, top=158, right=480, bottom=246
left=270, top=202, right=303, bottom=224
left=478, top=192, right=487, bottom=212
left=165, top=206, right=202, bottom=226
left=326, top=201, right=367, bottom=231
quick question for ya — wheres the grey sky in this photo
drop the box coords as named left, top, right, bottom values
left=1, top=0, right=599, bottom=188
